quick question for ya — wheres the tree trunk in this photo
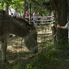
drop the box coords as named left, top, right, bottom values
left=51, top=24, right=56, bottom=43
left=23, top=0, right=26, bottom=20
left=56, top=0, right=67, bottom=43
left=29, top=3, right=31, bottom=24
left=51, top=11, right=57, bottom=43
left=6, top=3, right=9, bottom=14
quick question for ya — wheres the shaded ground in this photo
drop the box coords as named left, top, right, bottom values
left=0, top=25, right=69, bottom=69
left=0, top=25, right=52, bottom=69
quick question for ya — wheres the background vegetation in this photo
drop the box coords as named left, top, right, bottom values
left=0, top=0, right=51, bottom=15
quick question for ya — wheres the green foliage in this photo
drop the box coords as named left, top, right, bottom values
left=0, top=0, right=50, bottom=15
left=67, top=0, right=69, bottom=7
left=67, top=0, right=69, bottom=2
left=56, top=38, right=68, bottom=50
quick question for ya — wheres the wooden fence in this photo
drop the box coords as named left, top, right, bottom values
left=26, top=16, right=54, bottom=24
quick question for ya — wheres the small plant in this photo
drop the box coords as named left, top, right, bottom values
left=27, top=64, right=33, bottom=69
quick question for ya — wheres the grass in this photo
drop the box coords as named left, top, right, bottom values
left=5, top=38, right=69, bottom=69
left=0, top=26, right=69, bottom=69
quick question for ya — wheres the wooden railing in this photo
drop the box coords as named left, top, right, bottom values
left=25, top=15, right=54, bottom=25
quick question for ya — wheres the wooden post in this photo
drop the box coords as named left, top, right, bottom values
left=6, top=3, right=9, bottom=14
left=51, top=11, right=56, bottom=43
left=29, top=3, right=31, bottom=24
left=23, top=0, right=26, bottom=20
left=51, top=23, right=56, bottom=43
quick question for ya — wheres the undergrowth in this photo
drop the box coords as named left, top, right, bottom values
left=6, top=38, right=69, bottom=69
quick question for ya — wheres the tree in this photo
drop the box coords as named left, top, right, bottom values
left=55, top=0, right=67, bottom=42
left=23, top=0, right=26, bottom=19
left=31, top=0, right=68, bottom=43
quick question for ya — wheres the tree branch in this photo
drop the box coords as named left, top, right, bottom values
left=31, top=0, right=51, bottom=9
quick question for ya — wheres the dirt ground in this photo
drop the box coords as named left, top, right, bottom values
left=0, top=36, right=35, bottom=69
left=0, top=27, right=52, bottom=69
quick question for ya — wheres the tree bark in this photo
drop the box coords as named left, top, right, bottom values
left=29, top=3, right=31, bottom=24
left=31, top=0, right=51, bottom=9
left=23, top=0, right=26, bottom=20
left=6, top=3, right=9, bottom=14
left=56, top=0, right=67, bottom=43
